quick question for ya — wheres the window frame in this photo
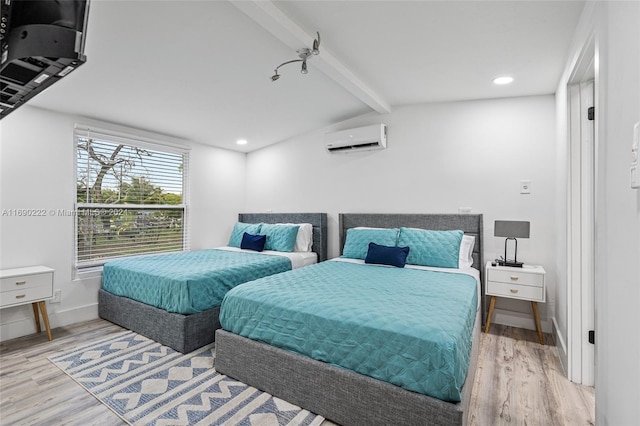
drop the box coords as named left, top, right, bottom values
left=73, top=125, right=190, bottom=271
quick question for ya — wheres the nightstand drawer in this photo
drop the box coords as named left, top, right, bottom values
left=487, top=280, right=544, bottom=301
left=0, top=273, right=52, bottom=292
left=487, top=268, right=544, bottom=287
left=0, top=286, right=54, bottom=308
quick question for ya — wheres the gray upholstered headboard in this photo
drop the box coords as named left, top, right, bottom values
left=338, top=213, right=483, bottom=271
left=238, top=213, right=328, bottom=262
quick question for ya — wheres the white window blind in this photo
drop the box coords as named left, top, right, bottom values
left=74, top=127, right=189, bottom=269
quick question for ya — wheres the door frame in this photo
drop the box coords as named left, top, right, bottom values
left=566, top=34, right=596, bottom=386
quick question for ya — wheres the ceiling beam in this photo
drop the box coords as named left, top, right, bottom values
left=230, top=0, right=391, bottom=114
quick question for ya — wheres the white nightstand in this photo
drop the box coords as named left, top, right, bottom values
left=0, top=266, right=55, bottom=341
left=484, top=261, right=546, bottom=344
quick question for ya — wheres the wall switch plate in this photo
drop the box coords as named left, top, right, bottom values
left=631, top=122, right=639, bottom=189
left=632, top=122, right=639, bottom=164
left=520, top=180, right=531, bottom=194
left=458, top=207, right=472, bottom=214
left=51, top=289, right=61, bottom=304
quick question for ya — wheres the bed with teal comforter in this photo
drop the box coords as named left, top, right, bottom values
left=219, top=259, right=478, bottom=402
left=102, top=249, right=292, bottom=315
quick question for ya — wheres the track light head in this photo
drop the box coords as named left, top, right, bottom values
left=312, top=32, right=321, bottom=55
left=270, top=31, right=320, bottom=81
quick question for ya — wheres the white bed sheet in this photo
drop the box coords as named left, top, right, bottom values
left=216, top=246, right=317, bottom=269
left=331, top=257, right=481, bottom=311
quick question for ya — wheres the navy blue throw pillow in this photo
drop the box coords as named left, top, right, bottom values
left=364, top=242, right=410, bottom=268
left=241, top=232, right=266, bottom=252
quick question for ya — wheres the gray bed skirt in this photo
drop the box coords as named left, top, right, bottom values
left=98, top=289, right=220, bottom=353
left=215, top=308, right=481, bottom=426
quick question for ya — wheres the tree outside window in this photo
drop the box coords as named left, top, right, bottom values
left=75, top=132, right=187, bottom=268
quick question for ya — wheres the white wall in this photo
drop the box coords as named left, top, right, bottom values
left=246, top=95, right=558, bottom=331
left=555, top=1, right=640, bottom=424
left=0, top=106, right=246, bottom=341
left=594, top=2, right=640, bottom=424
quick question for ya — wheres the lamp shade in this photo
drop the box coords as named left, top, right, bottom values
left=494, top=220, right=530, bottom=238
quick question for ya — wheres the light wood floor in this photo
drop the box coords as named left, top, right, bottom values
left=470, top=324, right=594, bottom=426
left=0, top=319, right=594, bottom=425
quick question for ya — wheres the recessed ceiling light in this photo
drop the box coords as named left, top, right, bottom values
left=236, top=139, right=248, bottom=145
left=493, top=76, right=514, bottom=85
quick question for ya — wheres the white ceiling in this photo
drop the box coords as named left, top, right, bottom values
left=27, top=0, right=585, bottom=152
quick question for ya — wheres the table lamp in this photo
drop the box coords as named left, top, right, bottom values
left=494, top=220, right=530, bottom=267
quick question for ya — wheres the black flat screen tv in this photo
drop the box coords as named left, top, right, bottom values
left=0, top=0, right=90, bottom=119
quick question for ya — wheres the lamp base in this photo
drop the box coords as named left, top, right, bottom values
left=495, top=259, right=524, bottom=268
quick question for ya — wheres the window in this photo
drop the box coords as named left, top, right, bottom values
left=74, top=127, right=189, bottom=269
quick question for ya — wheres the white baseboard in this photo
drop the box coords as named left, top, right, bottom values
left=491, top=308, right=552, bottom=333
left=552, top=316, right=569, bottom=377
left=0, top=302, right=99, bottom=342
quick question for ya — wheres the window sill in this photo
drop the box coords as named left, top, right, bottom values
left=73, top=266, right=103, bottom=281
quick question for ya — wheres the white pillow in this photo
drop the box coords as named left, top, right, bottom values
left=278, top=223, right=313, bottom=252
left=459, top=235, right=475, bottom=268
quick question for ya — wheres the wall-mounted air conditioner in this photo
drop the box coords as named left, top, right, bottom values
left=325, top=124, right=387, bottom=153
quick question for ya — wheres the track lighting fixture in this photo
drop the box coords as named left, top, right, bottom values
left=271, top=32, right=320, bottom=81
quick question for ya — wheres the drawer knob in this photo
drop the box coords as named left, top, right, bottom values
left=510, top=275, right=519, bottom=281
left=15, top=294, right=26, bottom=299
left=15, top=281, right=26, bottom=285
left=510, top=288, right=519, bottom=294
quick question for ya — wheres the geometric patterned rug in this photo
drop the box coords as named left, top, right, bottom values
left=48, top=331, right=326, bottom=426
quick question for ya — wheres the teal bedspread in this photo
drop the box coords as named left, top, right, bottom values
left=220, top=260, right=478, bottom=402
left=102, top=249, right=292, bottom=315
